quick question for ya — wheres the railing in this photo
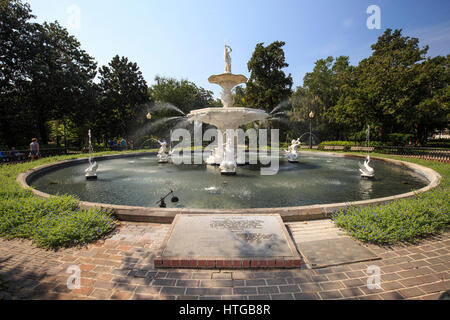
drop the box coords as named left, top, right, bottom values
left=315, top=144, right=450, bottom=163
left=0, top=147, right=68, bottom=164
left=2, top=145, right=449, bottom=164
left=373, top=146, right=450, bottom=163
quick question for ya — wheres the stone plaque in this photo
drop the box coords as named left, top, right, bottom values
left=157, top=214, right=301, bottom=268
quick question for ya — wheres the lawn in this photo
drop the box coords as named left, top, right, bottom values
left=0, top=150, right=153, bottom=249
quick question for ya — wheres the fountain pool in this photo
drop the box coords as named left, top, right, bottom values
left=29, top=153, right=429, bottom=210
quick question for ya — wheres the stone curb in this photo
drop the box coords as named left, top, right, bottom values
left=16, top=151, right=442, bottom=224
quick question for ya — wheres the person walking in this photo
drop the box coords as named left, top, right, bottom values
left=29, top=138, right=40, bottom=161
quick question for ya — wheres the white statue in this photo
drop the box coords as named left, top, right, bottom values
left=359, top=155, right=375, bottom=178
left=359, top=125, right=375, bottom=178
left=85, top=158, right=98, bottom=180
left=157, top=140, right=169, bottom=163
left=224, top=45, right=232, bottom=73
left=220, top=135, right=237, bottom=175
left=285, top=138, right=301, bottom=163
left=85, top=130, right=98, bottom=180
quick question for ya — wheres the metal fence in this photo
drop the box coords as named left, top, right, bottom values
left=318, top=145, right=450, bottom=163
left=373, top=146, right=450, bottom=163
left=2, top=145, right=449, bottom=164
left=0, top=147, right=68, bottom=164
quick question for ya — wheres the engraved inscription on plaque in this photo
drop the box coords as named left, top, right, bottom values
left=162, top=214, right=296, bottom=258
left=210, top=218, right=273, bottom=243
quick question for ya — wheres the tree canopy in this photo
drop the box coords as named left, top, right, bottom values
left=291, top=29, right=449, bottom=145
left=0, top=0, right=448, bottom=149
left=246, top=41, right=293, bottom=113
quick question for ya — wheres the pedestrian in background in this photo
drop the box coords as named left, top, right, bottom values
left=29, top=138, right=40, bottom=161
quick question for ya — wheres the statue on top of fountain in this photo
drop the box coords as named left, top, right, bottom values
left=285, top=138, right=301, bottom=163
left=224, top=45, right=232, bottom=73
left=157, top=140, right=169, bottom=163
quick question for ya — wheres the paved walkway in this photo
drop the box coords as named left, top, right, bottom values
left=0, top=220, right=448, bottom=300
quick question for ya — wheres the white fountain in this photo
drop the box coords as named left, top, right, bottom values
left=285, top=138, right=301, bottom=163
left=157, top=140, right=170, bottom=163
left=359, top=125, right=375, bottom=178
left=85, top=129, right=98, bottom=180
left=187, top=45, right=269, bottom=175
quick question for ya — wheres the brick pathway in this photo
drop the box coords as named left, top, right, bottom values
left=0, top=221, right=448, bottom=300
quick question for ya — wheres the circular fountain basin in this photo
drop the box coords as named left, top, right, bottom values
left=19, top=152, right=440, bottom=223
left=187, top=107, right=269, bottom=129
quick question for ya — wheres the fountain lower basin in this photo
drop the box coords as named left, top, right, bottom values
left=19, top=152, right=440, bottom=223
left=187, top=107, right=268, bottom=130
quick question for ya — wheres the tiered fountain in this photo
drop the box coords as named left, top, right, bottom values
left=187, top=45, right=269, bottom=175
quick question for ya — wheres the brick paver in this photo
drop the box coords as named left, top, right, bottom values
left=0, top=221, right=448, bottom=300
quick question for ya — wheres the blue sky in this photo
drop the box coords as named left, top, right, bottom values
left=26, top=0, right=450, bottom=98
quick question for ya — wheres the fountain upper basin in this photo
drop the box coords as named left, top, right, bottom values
left=187, top=107, right=269, bottom=129
left=208, top=73, right=247, bottom=90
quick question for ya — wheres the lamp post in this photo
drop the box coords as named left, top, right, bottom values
left=309, top=111, right=315, bottom=149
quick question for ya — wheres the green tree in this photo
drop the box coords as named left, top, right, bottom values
left=233, top=85, right=246, bottom=108
left=144, top=76, right=218, bottom=142
left=148, top=76, right=216, bottom=115
left=28, top=21, right=98, bottom=145
left=0, top=0, right=37, bottom=147
left=95, top=55, right=148, bottom=142
left=246, top=41, right=293, bottom=113
left=407, top=55, right=449, bottom=144
left=0, top=0, right=97, bottom=147
left=353, top=29, right=429, bottom=142
left=293, top=56, right=356, bottom=140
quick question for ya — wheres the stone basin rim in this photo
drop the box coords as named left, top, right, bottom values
left=16, top=151, right=442, bottom=224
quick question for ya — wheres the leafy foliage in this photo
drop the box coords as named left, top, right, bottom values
left=0, top=1, right=98, bottom=147
left=0, top=152, right=122, bottom=249
left=332, top=156, right=450, bottom=244
left=291, top=29, right=449, bottom=145
left=246, top=41, right=293, bottom=113
left=93, top=55, right=148, bottom=142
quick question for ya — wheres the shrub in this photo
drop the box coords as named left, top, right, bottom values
left=319, top=141, right=383, bottom=147
left=332, top=157, right=450, bottom=244
left=0, top=151, right=129, bottom=249
left=387, top=133, right=414, bottom=146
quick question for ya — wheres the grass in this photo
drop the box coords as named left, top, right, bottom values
left=0, top=150, right=150, bottom=249
left=0, top=148, right=448, bottom=248
left=331, top=153, right=450, bottom=245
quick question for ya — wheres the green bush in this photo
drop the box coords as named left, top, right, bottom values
left=332, top=157, right=450, bottom=244
left=387, top=133, right=414, bottom=146
left=425, top=140, right=450, bottom=148
left=319, top=141, right=383, bottom=147
left=0, top=195, right=116, bottom=248
left=0, top=151, right=132, bottom=249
